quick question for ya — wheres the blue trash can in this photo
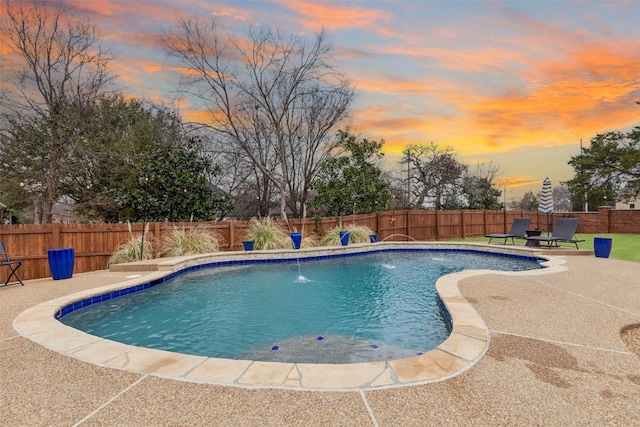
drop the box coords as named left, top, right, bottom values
left=48, top=248, right=74, bottom=280
left=594, top=237, right=612, bottom=258
left=339, top=231, right=350, bottom=246
left=290, top=233, right=302, bottom=249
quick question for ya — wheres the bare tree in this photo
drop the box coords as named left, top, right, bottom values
left=461, top=161, right=503, bottom=210
left=552, top=184, right=572, bottom=212
left=403, top=143, right=467, bottom=209
left=200, top=136, right=274, bottom=218
left=164, top=19, right=354, bottom=224
left=0, top=0, right=113, bottom=223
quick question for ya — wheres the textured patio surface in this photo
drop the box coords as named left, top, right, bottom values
left=2, top=255, right=639, bottom=426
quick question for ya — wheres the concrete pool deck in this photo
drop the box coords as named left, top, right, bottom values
left=2, top=245, right=640, bottom=425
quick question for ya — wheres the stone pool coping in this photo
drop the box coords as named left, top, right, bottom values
left=14, top=242, right=568, bottom=391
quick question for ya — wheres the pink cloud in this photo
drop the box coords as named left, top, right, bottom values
left=281, top=0, right=393, bottom=35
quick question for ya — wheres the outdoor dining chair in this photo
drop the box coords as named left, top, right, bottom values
left=0, top=241, right=24, bottom=286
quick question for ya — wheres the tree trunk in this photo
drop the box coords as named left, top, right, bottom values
left=279, top=181, right=288, bottom=226
left=44, top=119, right=60, bottom=223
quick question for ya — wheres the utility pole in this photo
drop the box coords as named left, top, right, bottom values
left=503, top=185, right=507, bottom=211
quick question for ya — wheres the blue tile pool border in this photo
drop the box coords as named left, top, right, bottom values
left=54, top=247, right=542, bottom=320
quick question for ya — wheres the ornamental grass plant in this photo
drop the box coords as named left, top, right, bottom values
left=299, top=233, right=320, bottom=249
left=321, top=224, right=375, bottom=246
left=321, top=225, right=343, bottom=246
left=346, top=224, right=374, bottom=243
left=161, top=227, right=220, bottom=257
left=245, top=217, right=290, bottom=250
left=106, top=224, right=154, bottom=267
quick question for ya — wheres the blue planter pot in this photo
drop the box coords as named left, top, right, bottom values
left=290, top=233, right=302, bottom=249
left=369, top=234, right=378, bottom=243
left=594, top=237, right=612, bottom=258
left=339, top=231, right=350, bottom=246
left=242, top=241, right=255, bottom=251
left=48, top=248, right=74, bottom=280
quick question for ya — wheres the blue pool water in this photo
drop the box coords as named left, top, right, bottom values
left=60, top=250, right=540, bottom=363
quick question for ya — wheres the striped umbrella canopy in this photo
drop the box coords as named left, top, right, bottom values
left=539, top=177, right=553, bottom=234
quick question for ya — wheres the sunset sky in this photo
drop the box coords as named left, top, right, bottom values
left=3, top=0, right=640, bottom=201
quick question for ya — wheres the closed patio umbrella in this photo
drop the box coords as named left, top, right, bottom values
left=539, top=177, right=553, bottom=236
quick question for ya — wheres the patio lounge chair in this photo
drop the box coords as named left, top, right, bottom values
left=525, top=218, right=584, bottom=249
left=486, top=217, right=531, bottom=244
left=0, top=241, right=24, bottom=287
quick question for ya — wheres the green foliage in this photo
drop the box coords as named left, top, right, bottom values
left=244, top=217, right=290, bottom=250
left=99, top=101, right=233, bottom=223
left=112, top=141, right=232, bottom=222
left=64, top=96, right=176, bottom=222
left=106, top=233, right=154, bottom=267
left=516, top=191, right=539, bottom=211
left=567, top=126, right=640, bottom=207
left=160, top=227, right=220, bottom=257
left=462, top=176, right=503, bottom=210
left=1, top=95, right=233, bottom=223
left=311, top=131, right=392, bottom=216
left=0, top=114, right=58, bottom=220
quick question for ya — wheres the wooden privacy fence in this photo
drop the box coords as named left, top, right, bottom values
left=0, top=207, right=635, bottom=282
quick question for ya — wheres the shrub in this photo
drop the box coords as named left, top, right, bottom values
left=161, top=227, right=220, bottom=257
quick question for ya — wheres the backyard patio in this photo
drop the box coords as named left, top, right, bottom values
left=1, top=253, right=639, bottom=426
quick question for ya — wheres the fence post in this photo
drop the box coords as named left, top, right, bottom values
left=503, top=209, right=508, bottom=233
left=154, top=222, right=161, bottom=257
left=51, top=223, right=61, bottom=249
left=405, top=210, right=410, bottom=238
left=597, top=206, right=612, bottom=233
left=483, top=211, right=488, bottom=235
left=461, top=210, right=466, bottom=238
left=228, top=221, right=235, bottom=251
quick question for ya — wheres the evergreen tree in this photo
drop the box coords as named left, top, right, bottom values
left=310, top=131, right=391, bottom=216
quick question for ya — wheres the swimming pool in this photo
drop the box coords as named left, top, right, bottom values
left=59, top=248, right=540, bottom=364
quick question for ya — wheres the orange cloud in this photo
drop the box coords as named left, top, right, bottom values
left=347, top=26, right=639, bottom=159
left=462, top=44, right=640, bottom=150
left=352, top=75, right=437, bottom=98
left=182, top=108, right=218, bottom=124
left=71, top=0, right=190, bottom=27
left=281, top=0, right=393, bottom=35
left=494, top=176, right=539, bottom=188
